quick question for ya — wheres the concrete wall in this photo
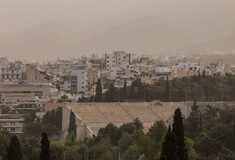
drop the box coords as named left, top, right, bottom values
left=61, top=104, right=91, bottom=142
left=61, top=105, right=71, bottom=142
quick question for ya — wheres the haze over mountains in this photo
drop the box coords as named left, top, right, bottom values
left=0, top=0, right=235, bottom=59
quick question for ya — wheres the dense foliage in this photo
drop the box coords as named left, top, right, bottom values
left=23, top=107, right=62, bottom=137
left=184, top=102, right=235, bottom=160
left=92, top=75, right=235, bottom=102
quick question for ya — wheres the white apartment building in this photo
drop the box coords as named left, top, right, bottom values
left=105, top=51, right=132, bottom=71
left=70, top=65, right=88, bottom=94
left=172, top=60, right=198, bottom=72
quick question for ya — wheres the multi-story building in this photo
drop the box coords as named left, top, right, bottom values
left=0, top=114, right=24, bottom=134
left=0, top=63, right=25, bottom=82
left=71, top=65, right=88, bottom=94
left=0, top=82, right=55, bottom=103
left=105, top=51, right=132, bottom=71
left=60, top=65, right=88, bottom=94
left=0, top=57, right=9, bottom=66
left=154, top=66, right=172, bottom=80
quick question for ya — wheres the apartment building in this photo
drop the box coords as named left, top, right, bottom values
left=60, top=65, right=88, bottom=94
left=71, top=65, right=88, bottom=94
left=0, top=114, right=24, bottom=134
left=0, top=63, right=25, bottom=82
left=105, top=51, right=132, bottom=71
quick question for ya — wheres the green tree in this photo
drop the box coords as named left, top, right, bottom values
left=64, top=147, right=79, bottom=160
left=123, top=144, right=141, bottom=160
left=100, top=150, right=114, bottom=160
left=3, top=135, right=22, bottom=160
left=41, top=107, right=62, bottom=136
left=123, top=79, right=128, bottom=101
left=40, top=132, right=50, bottom=160
left=133, top=118, right=144, bottom=131
left=118, top=122, right=135, bottom=136
left=50, top=141, right=64, bottom=160
left=185, top=137, right=198, bottom=160
left=0, top=131, right=11, bottom=157
left=118, top=132, right=133, bottom=153
left=147, top=120, right=167, bottom=156
left=77, top=144, right=88, bottom=160
left=95, top=79, right=102, bottom=102
left=173, top=108, right=188, bottom=160
left=137, top=79, right=144, bottom=100
left=21, top=137, right=40, bottom=160
left=165, top=76, right=170, bottom=102
left=160, top=127, right=177, bottom=160
left=98, top=123, right=119, bottom=146
left=184, top=101, right=201, bottom=139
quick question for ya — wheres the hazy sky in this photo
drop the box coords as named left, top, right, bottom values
left=0, top=0, right=235, bottom=59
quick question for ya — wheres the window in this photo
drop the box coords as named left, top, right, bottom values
left=11, top=128, right=15, bottom=133
left=11, top=122, right=15, bottom=126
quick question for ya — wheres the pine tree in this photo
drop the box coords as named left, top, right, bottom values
left=172, top=108, right=188, bottom=160
left=160, top=127, right=177, bottom=160
left=133, top=118, right=144, bottom=131
left=165, top=76, right=170, bottom=102
left=68, top=110, right=76, bottom=136
left=95, top=79, right=102, bottom=102
left=40, top=132, right=50, bottom=160
left=4, top=135, right=22, bottom=160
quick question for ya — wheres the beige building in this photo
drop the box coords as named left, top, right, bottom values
left=87, top=68, right=99, bottom=85
left=22, top=65, right=48, bottom=83
left=105, top=51, right=132, bottom=71
left=0, top=82, right=54, bottom=103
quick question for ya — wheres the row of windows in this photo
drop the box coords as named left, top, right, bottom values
left=1, top=128, right=17, bottom=133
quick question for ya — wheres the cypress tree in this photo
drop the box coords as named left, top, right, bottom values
left=123, top=79, right=127, bottom=100
left=105, top=84, right=117, bottom=102
left=165, top=76, right=170, bottom=102
left=40, top=132, right=50, bottom=160
left=68, top=110, right=76, bottom=136
left=202, top=70, right=206, bottom=78
left=4, top=135, right=22, bottom=160
left=130, top=82, right=135, bottom=100
left=95, top=79, right=102, bottom=102
left=233, top=80, right=235, bottom=101
left=160, top=127, right=177, bottom=160
left=172, top=108, right=188, bottom=160
left=137, top=79, right=144, bottom=100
